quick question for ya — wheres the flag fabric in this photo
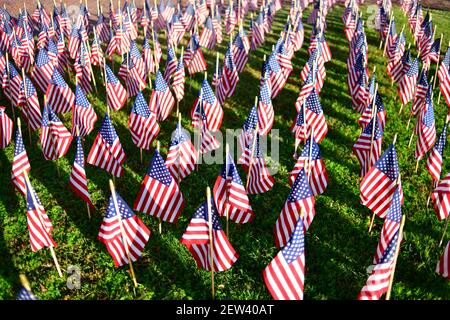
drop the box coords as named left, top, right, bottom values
left=410, top=69, right=429, bottom=116
left=258, top=75, right=274, bottom=136
left=199, top=112, right=221, bottom=154
left=266, top=53, right=285, bottom=99
left=304, top=88, right=328, bottom=143
left=192, top=79, right=223, bottom=132
left=438, top=47, right=450, bottom=107
left=436, top=241, right=450, bottom=279
left=40, top=104, right=72, bottom=160
left=133, top=150, right=184, bottom=223
left=357, top=231, right=401, bottom=300
left=45, top=69, right=75, bottom=114
left=199, top=17, right=216, bottom=50
left=2, top=62, right=23, bottom=106
left=24, top=177, right=57, bottom=252
left=87, top=112, right=126, bottom=177
left=172, top=53, right=185, bottom=102
left=181, top=198, right=238, bottom=272
left=398, top=58, right=419, bottom=106
left=149, top=70, right=175, bottom=121
left=431, top=173, right=450, bottom=221
left=238, top=133, right=274, bottom=194
left=18, top=75, right=41, bottom=132
left=213, top=153, right=254, bottom=224
left=232, top=30, right=249, bottom=73
left=275, top=168, right=315, bottom=248
left=239, top=105, right=258, bottom=153
left=16, top=286, right=38, bottom=300
left=415, top=87, right=436, bottom=160
left=69, top=136, right=93, bottom=209
left=72, top=84, right=97, bottom=137
left=98, top=192, right=151, bottom=267
left=263, top=217, right=305, bottom=300
left=184, top=33, right=207, bottom=75
left=128, top=92, right=160, bottom=150
left=142, top=35, right=155, bottom=76
left=373, top=187, right=402, bottom=264
left=360, top=143, right=404, bottom=219
left=105, top=64, right=128, bottom=111
left=353, top=116, right=384, bottom=177
left=164, top=44, right=178, bottom=81
left=426, top=125, right=447, bottom=183
left=251, top=13, right=265, bottom=51
left=0, top=106, right=12, bottom=148
left=391, top=48, right=411, bottom=84
left=165, top=122, right=197, bottom=181
left=11, top=126, right=30, bottom=195
left=289, top=136, right=328, bottom=196
left=216, top=46, right=239, bottom=105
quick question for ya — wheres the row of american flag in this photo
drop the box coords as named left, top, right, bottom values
left=0, top=0, right=447, bottom=300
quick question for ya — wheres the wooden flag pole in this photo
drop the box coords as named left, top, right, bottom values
left=306, top=128, right=314, bottom=182
left=109, top=179, right=138, bottom=287
left=225, top=143, right=230, bottom=238
left=21, top=68, right=33, bottom=145
left=215, top=52, right=220, bottom=96
left=19, top=274, right=32, bottom=292
left=368, top=84, right=379, bottom=168
left=439, top=217, right=450, bottom=247
left=206, top=186, right=215, bottom=300
left=386, top=215, right=406, bottom=300
left=246, top=123, right=259, bottom=190
left=24, top=170, right=63, bottom=277
left=382, top=12, right=394, bottom=57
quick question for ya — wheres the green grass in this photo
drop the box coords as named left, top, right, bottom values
left=1, top=4, right=450, bottom=299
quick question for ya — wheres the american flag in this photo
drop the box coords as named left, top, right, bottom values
left=87, top=112, right=126, bottom=177
left=149, top=70, right=175, bottom=121
left=426, top=125, right=447, bottom=183
left=258, top=76, right=274, bottom=136
left=164, top=44, right=178, bottom=81
left=436, top=241, right=450, bottom=279
left=225, top=5, right=237, bottom=35
left=358, top=90, right=386, bottom=131
left=16, top=286, right=38, bottom=300
left=360, top=143, right=404, bottom=219
left=213, top=153, right=254, bottom=224
left=410, top=69, right=429, bottom=116
left=373, top=187, right=402, bottom=264
left=232, top=30, right=250, bottom=73
left=128, top=91, right=160, bottom=150
left=266, top=53, right=285, bottom=99
left=276, top=40, right=294, bottom=81
left=263, top=217, right=305, bottom=300
left=431, top=173, right=450, bottom=221
left=353, top=72, right=368, bottom=113
left=142, top=35, right=155, bottom=76
left=238, top=133, right=274, bottom=194
left=2, top=62, right=22, bottom=107
left=353, top=116, right=384, bottom=177
left=291, top=17, right=305, bottom=52
left=96, top=13, right=110, bottom=43
left=181, top=198, right=238, bottom=272
left=296, top=66, right=315, bottom=112
left=153, top=32, right=163, bottom=65
left=125, top=56, right=146, bottom=98
left=69, top=136, right=93, bottom=209
left=438, top=47, right=450, bottom=107
left=184, top=33, right=207, bottom=75
left=74, top=44, right=93, bottom=95
left=275, top=168, right=314, bottom=248
left=68, top=25, right=80, bottom=60
left=172, top=53, right=185, bottom=102
left=0, top=106, right=12, bottom=148
left=170, top=14, right=186, bottom=45
left=45, top=69, right=75, bottom=114
left=303, top=88, right=328, bottom=143
left=212, top=12, right=222, bottom=45
left=40, top=104, right=72, bottom=161
left=427, top=37, right=441, bottom=64
left=11, top=126, right=30, bottom=196
left=415, top=87, right=436, bottom=160
left=251, top=12, right=265, bottom=51
left=24, top=176, right=57, bottom=252
left=196, top=0, right=209, bottom=25
left=398, top=57, right=419, bottom=106
left=90, top=33, right=104, bottom=67
left=391, top=48, right=411, bottom=84
left=72, top=84, right=97, bottom=138
left=239, top=105, right=258, bottom=153
left=199, top=113, right=221, bottom=154
left=289, top=136, right=328, bottom=196
left=98, top=192, right=151, bottom=267
left=133, top=149, right=184, bottom=223
left=192, top=79, right=223, bottom=132
left=199, top=17, right=216, bottom=50
left=217, top=47, right=239, bottom=105
left=105, top=64, right=128, bottom=111
left=180, top=4, right=195, bottom=32
left=357, top=231, right=401, bottom=300
left=57, top=33, right=69, bottom=71
left=387, top=32, right=406, bottom=79
left=165, top=122, right=197, bottom=181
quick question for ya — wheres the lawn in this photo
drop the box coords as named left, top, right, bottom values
left=0, top=3, right=449, bottom=299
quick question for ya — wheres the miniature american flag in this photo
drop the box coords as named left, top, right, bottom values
left=18, top=75, right=41, bottom=132
left=149, top=70, right=175, bottom=121
left=45, top=69, right=75, bottom=114
left=426, top=124, right=447, bottom=183
left=436, top=241, right=450, bottom=279
left=263, top=217, right=305, bottom=300
left=181, top=198, right=238, bottom=272
left=134, top=149, right=184, bottom=223
left=40, top=104, right=72, bottom=160
left=398, top=57, right=419, bottom=106
left=414, top=87, right=436, bottom=160
left=69, top=136, right=93, bottom=209
left=258, top=75, right=274, bottom=136
left=0, top=106, right=12, bottom=148
left=105, top=64, right=128, bottom=111
left=128, top=92, right=160, bottom=150
left=72, top=84, right=97, bottom=137
left=431, top=173, right=450, bottom=221
left=11, top=126, right=30, bottom=196
left=98, top=192, right=151, bottom=267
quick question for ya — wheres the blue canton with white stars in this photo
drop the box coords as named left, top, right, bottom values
left=147, top=150, right=173, bottom=186
left=289, top=168, right=313, bottom=202
left=281, top=218, right=305, bottom=263
left=99, top=113, right=119, bottom=146
left=300, top=137, right=321, bottom=160
left=51, top=69, right=68, bottom=87
left=75, top=136, right=85, bottom=167
left=194, top=200, right=221, bottom=230
left=375, top=144, right=400, bottom=180
left=434, top=125, right=447, bottom=156
left=75, top=85, right=90, bottom=108
left=243, top=106, right=258, bottom=132
left=16, top=287, right=38, bottom=300
left=132, top=92, right=151, bottom=117
left=155, top=70, right=169, bottom=92
left=387, top=188, right=402, bottom=223
left=305, top=89, right=322, bottom=114
left=201, top=79, right=216, bottom=105
left=106, top=64, right=119, bottom=85
left=106, top=193, right=135, bottom=219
